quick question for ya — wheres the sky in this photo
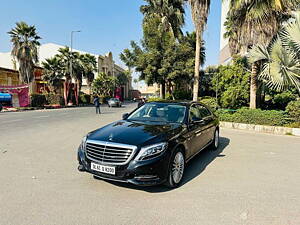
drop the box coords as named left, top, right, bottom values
left=0, top=0, right=222, bottom=85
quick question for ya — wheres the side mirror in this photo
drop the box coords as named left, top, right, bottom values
left=122, top=113, right=129, bottom=120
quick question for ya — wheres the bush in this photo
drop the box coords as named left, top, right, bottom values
left=148, top=97, right=163, bottom=102
left=45, top=93, right=63, bottom=105
left=173, top=90, right=192, bottom=100
left=217, top=108, right=288, bottom=126
left=286, top=100, right=300, bottom=122
left=79, top=94, right=91, bottom=104
left=199, top=96, right=218, bottom=112
left=264, top=91, right=297, bottom=110
left=30, top=94, right=47, bottom=107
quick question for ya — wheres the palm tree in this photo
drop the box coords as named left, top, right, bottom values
left=225, top=0, right=300, bottom=108
left=56, top=47, right=72, bottom=105
left=80, top=53, right=97, bottom=94
left=42, top=57, right=63, bottom=93
left=140, top=0, right=185, bottom=99
left=140, top=0, right=185, bottom=39
left=189, top=0, right=211, bottom=101
left=249, top=11, right=300, bottom=94
left=8, top=21, right=41, bottom=84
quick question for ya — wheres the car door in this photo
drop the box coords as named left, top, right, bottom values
left=185, top=104, right=207, bottom=157
left=197, top=104, right=215, bottom=146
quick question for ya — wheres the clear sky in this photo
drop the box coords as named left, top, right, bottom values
left=0, top=0, right=221, bottom=73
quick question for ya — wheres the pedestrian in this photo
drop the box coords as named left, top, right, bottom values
left=0, top=102, right=2, bottom=112
left=93, top=96, right=101, bottom=114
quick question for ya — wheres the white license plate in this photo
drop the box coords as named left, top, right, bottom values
left=91, top=162, right=115, bottom=175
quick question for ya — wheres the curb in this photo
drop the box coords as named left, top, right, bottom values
left=220, top=121, right=300, bottom=137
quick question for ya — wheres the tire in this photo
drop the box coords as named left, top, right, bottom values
left=165, top=148, right=185, bottom=188
left=210, top=128, right=220, bottom=151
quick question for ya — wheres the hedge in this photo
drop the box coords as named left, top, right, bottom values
left=286, top=100, right=300, bottom=122
left=216, top=108, right=290, bottom=127
left=31, top=94, right=47, bottom=107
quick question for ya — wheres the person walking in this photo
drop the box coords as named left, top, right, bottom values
left=93, top=96, right=101, bottom=114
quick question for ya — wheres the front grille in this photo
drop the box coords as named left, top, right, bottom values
left=85, top=140, right=137, bottom=165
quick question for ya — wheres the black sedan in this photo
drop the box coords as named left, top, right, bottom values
left=78, top=101, right=219, bottom=188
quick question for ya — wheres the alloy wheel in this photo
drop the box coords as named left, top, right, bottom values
left=172, top=152, right=185, bottom=184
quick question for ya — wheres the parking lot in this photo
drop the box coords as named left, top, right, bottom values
left=0, top=103, right=299, bottom=225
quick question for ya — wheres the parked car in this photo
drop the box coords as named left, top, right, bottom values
left=108, top=98, right=122, bottom=107
left=77, top=101, right=219, bottom=188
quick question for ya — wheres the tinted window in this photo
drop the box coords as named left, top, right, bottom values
left=198, top=105, right=212, bottom=118
left=189, top=105, right=201, bottom=121
left=127, top=103, right=186, bottom=123
left=198, top=105, right=211, bottom=118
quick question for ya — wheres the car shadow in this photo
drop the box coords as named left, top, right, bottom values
left=100, top=136, right=230, bottom=193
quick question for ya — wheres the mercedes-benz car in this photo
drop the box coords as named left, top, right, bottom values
left=77, top=101, right=219, bottom=188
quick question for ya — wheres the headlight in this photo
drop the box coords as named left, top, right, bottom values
left=135, top=142, right=168, bottom=161
left=81, top=136, right=87, bottom=151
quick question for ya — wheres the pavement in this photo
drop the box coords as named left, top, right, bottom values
left=0, top=102, right=299, bottom=225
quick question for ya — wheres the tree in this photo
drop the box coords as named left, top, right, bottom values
left=189, top=0, right=211, bottom=101
left=140, top=0, right=185, bottom=98
left=140, top=0, right=185, bottom=39
left=8, top=21, right=41, bottom=84
left=225, top=0, right=300, bottom=108
left=56, top=47, right=73, bottom=105
left=249, top=12, right=300, bottom=94
left=92, top=73, right=117, bottom=97
left=211, top=57, right=250, bottom=109
left=41, top=57, right=63, bottom=93
left=80, top=54, right=97, bottom=94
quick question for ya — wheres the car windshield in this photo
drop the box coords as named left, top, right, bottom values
left=127, top=103, right=186, bottom=123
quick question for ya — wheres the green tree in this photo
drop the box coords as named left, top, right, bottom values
left=188, top=0, right=211, bottom=101
left=41, top=57, right=63, bottom=93
left=140, top=0, right=185, bottom=38
left=80, top=53, right=97, bottom=94
left=139, top=0, right=185, bottom=98
left=225, top=0, right=300, bottom=108
left=212, top=57, right=250, bottom=109
left=249, top=12, right=300, bottom=95
left=8, top=21, right=41, bottom=84
left=92, top=73, right=117, bottom=97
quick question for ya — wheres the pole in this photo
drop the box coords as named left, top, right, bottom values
left=70, top=30, right=81, bottom=79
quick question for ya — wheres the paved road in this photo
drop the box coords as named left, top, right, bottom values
left=0, top=103, right=299, bottom=225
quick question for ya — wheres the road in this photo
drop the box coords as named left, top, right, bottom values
left=0, top=103, right=299, bottom=225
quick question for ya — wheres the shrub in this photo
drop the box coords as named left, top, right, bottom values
left=211, top=56, right=250, bottom=109
left=286, top=100, right=300, bottom=122
left=217, top=108, right=288, bottom=126
left=30, top=94, right=47, bottom=107
left=173, top=90, right=192, bottom=100
left=45, top=93, right=63, bottom=105
left=79, top=94, right=91, bottom=104
left=148, top=97, right=163, bottom=102
left=199, top=96, right=218, bottom=112
left=285, top=122, right=300, bottom=128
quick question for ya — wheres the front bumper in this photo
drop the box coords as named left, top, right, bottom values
left=77, top=147, right=170, bottom=186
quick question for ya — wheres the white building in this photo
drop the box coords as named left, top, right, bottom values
left=219, top=0, right=231, bottom=64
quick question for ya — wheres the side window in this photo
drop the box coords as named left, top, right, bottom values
left=189, top=105, right=201, bottom=122
left=198, top=105, right=212, bottom=118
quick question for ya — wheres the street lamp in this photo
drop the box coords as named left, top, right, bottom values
left=70, top=30, right=81, bottom=79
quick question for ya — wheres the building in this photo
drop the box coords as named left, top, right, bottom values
left=0, top=43, right=132, bottom=102
left=219, top=0, right=231, bottom=65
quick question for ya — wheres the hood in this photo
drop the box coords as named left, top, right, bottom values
left=87, top=120, right=183, bottom=146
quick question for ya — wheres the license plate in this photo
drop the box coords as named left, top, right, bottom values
left=91, top=162, right=115, bottom=175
